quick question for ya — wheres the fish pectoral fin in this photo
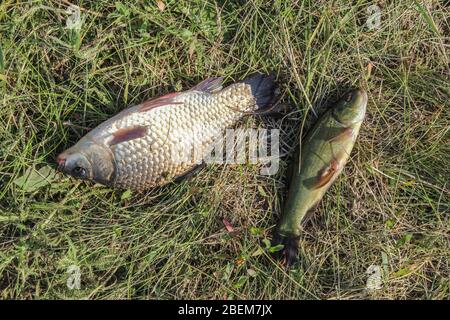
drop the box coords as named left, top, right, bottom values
left=139, top=92, right=184, bottom=112
left=191, top=76, right=224, bottom=93
left=327, top=127, right=354, bottom=143
left=312, top=159, right=340, bottom=189
left=109, top=125, right=148, bottom=146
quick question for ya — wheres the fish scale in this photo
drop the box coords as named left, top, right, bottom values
left=57, top=73, right=276, bottom=190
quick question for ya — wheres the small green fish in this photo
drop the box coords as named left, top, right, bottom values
left=275, top=89, right=368, bottom=267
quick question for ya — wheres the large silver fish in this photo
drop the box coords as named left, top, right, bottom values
left=57, top=73, right=276, bottom=190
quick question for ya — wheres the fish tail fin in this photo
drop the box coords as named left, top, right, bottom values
left=241, top=72, right=277, bottom=112
left=273, top=232, right=300, bottom=269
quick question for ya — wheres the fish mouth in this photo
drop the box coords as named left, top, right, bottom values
left=355, top=89, right=368, bottom=105
left=56, top=155, right=66, bottom=171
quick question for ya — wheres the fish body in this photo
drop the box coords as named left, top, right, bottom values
left=276, top=89, right=367, bottom=266
left=57, top=73, right=276, bottom=190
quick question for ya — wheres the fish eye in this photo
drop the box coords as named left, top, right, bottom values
left=72, top=166, right=87, bottom=179
left=345, top=92, right=353, bottom=102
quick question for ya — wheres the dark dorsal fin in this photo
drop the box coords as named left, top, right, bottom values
left=109, top=125, right=148, bottom=146
left=191, top=77, right=223, bottom=93
left=139, top=92, right=183, bottom=112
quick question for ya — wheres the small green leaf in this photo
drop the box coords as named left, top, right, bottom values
left=257, top=185, right=267, bottom=197
left=115, top=2, right=130, bottom=16
left=180, top=28, right=193, bottom=40
left=121, top=189, right=132, bottom=200
left=234, top=275, right=247, bottom=289
left=386, top=219, right=395, bottom=229
left=249, top=226, right=262, bottom=235
left=13, top=166, right=58, bottom=192
left=268, top=244, right=284, bottom=253
left=396, top=233, right=413, bottom=247
left=262, top=238, right=271, bottom=249
left=143, top=250, right=159, bottom=263
left=174, top=80, right=183, bottom=92
left=66, top=199, right=81, bottom=207
left=394, top=267, right=410, bottom=278
left=114, top=226, right=122, bottom=237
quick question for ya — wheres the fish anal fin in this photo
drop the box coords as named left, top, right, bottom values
left=174, top=163, right=206, bottom=182
left=301, top=203, right=320, bottom=227
left=139, top=92, right=183, bottom=112
left=191, top=76, right=224, bottom=93
left=313, top=159, right=340, bottom=189
left=109, top=125, right=148, bottom=146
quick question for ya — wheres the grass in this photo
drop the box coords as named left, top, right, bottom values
left=0, top=0, right=448, bottom=299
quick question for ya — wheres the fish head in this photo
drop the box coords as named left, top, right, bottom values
left=56, top=139, right=115, bottom=185
left=332, top=89, right=368, bottom=126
